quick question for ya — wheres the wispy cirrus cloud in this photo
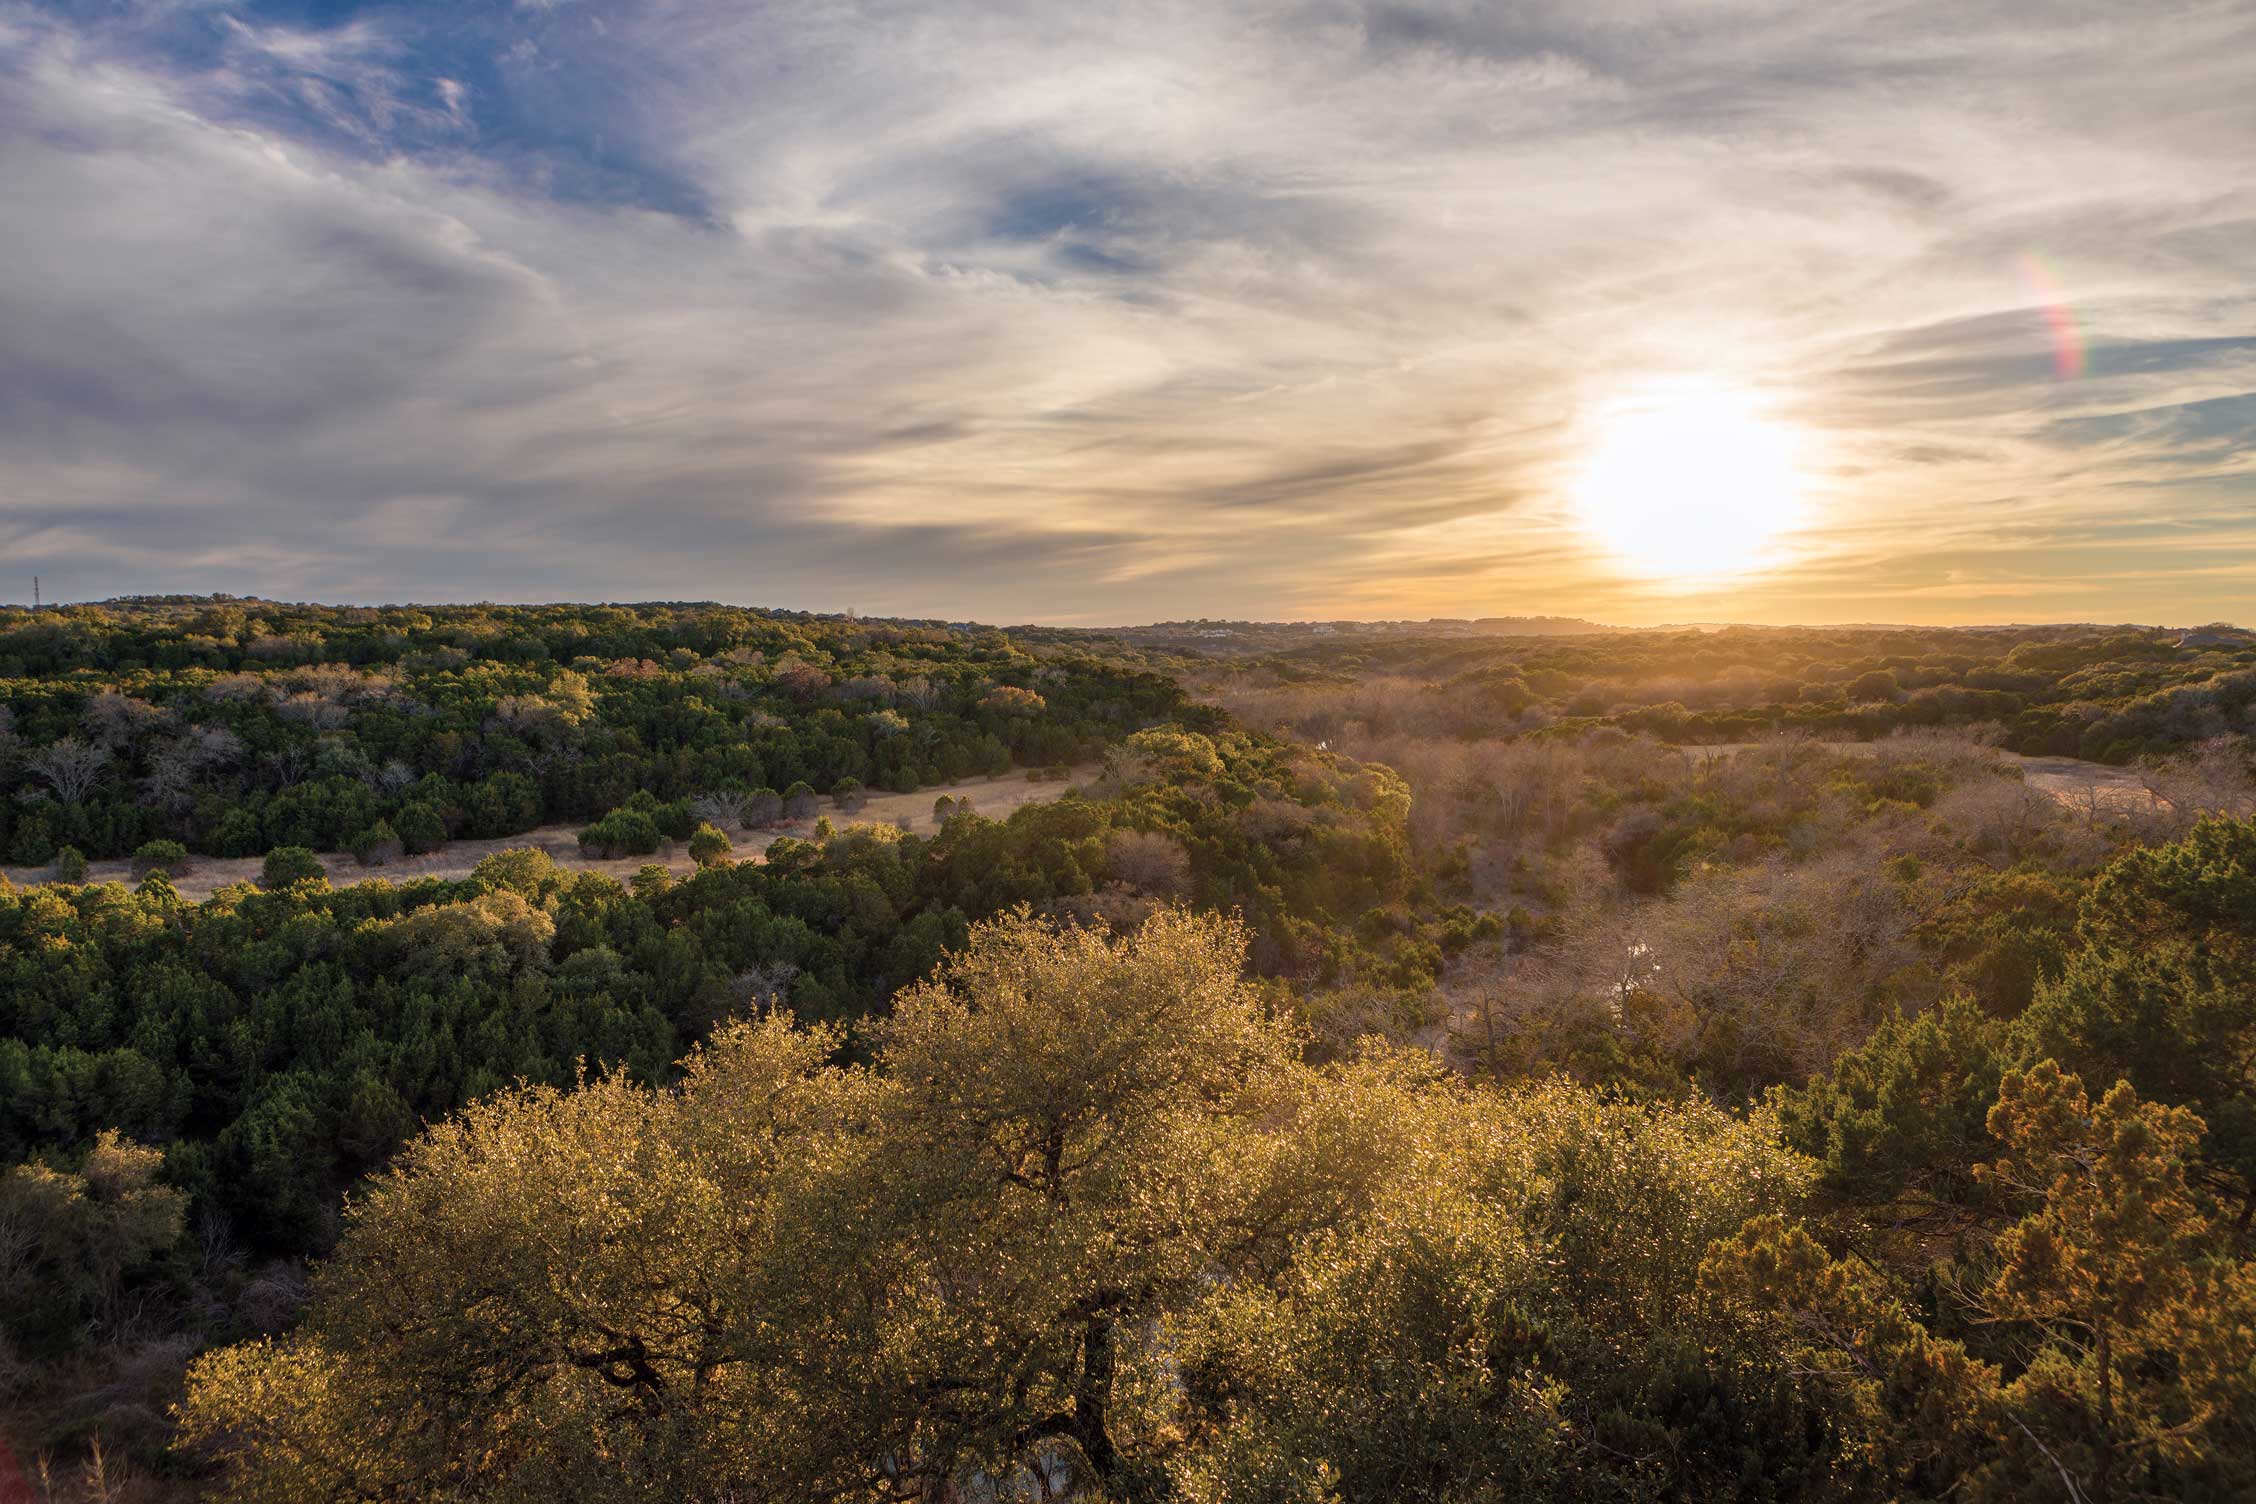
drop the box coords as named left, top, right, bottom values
left=1, top=0, right=2252, bottom=624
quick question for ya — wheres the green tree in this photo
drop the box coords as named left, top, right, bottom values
left=131, top=838, right=190, bottom=878
left=259, top=845, right=326, bottom=889
left=2019, top=817, right=2256, bottom=1213
left=1971, top=1063, right=2254, bottom=1503
left=1708, top=1063, right=2256, bottom=1504
left=1, top=1131, right=187, bottom=1356
left=392, top=800, right=448, bottom=855
left=577, top=807, right=663, bottom=858
left=348, top=820, right=402, bottom=866
left=687, top=822, right=732, bottom=868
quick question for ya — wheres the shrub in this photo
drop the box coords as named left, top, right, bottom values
left=742, top=788, right=783, bottom=829
left=350, top=821, right=404, bottom=867
left=831, top=777, right=864, bottom=811
left=578, top=809, right=664, bottom=859
left=210, top=806, right=264, bottom=858
left=650, top=798, right=698, bottom=842
left=50, top=846, right=89, bottom=883
left=1847, top=669, right=1902, bottom=703
left=9, top=818, right=56, bottom=867
left=131, top=839, right=190, bottom=878
left=261, top=846, right=326, bottom=888
left=393, top=802, right=448, bottom=856
left=687, top=823, right=732, bottom=868
left=782, top=781, right=818, bottom=821
left=462, top=770, right=543, bottom=839
left=1600, top=809, right=1668, bottom=893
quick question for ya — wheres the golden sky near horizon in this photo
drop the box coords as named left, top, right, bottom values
left=2, top=2, right=2253, bottom=627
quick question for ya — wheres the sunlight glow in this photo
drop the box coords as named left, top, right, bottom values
left=1571, top=383, right=1805, bottom=582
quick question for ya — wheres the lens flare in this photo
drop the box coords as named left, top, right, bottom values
left=2019, top=253, right=2086, bottom=379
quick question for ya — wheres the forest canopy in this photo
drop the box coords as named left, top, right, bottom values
left=1, top=599, right=2252, bottom=1502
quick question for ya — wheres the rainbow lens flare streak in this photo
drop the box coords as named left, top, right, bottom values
left=2019, top=253, right=2086, bottom=379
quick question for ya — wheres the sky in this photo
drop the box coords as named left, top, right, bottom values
left=2, top=0, right=2253, bottom=627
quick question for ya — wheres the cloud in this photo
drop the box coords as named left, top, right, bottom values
left=0, top=0, right=2252, bottom=624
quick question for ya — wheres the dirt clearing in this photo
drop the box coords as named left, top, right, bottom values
left=5, top=765, right=1100, bottom=900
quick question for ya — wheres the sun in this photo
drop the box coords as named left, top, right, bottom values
left=1571, top=383, right=1804, bottom=581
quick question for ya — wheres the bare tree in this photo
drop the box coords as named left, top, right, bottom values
left=29, top=735, right=109, bottom=804
left=140, top=723, right=251, bottom=815
left=371, top=759, right=419, bottom=798
left=727, top=960, right=800, bottom=1016
left=83, top=690, right=169, bottom=748
left=188, top=724, right=247, bottom=769
left=1104, top=829, right=1191, bottom=897
left=688, top=793, right=742, bottom=829
left=261, top=744, right=312, bottom=792
left=2138, top=736, right=2256, bottom=830
left=275, top=692, right=351, bottom=730
left=140, top=746, right=200, bottom=817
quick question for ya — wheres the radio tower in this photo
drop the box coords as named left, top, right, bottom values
left=31, top=576, right=38, bottom=611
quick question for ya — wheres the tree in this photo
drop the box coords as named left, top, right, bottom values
left=2018, top=816, right=2256, bottom=1213
left=1103, top=829, right=1190, bottom=898
left=1970, top=1063, right=2253, bottom=1503
left=688, top=792, right=742, bottom=830
left=578, top=808, right=663, bottom=858
left=1848, top=669, right=1902, bottom=703
left=782, top=781, right=818, bottom=821
left=260, top=846, right=326, bottom=889
left=1776, top=992, right=2010, bottom=1226
left=49, top=846, right=89, bottom=883
left=546, top=668, right=598, bottom=725
left=1170, top=1075, right=1821, bottom=1502
left=978, top=685, right=1046, bottom=717
left=2, top=1131, right=187, bottom=1356
left=131, top=839, right=191, bottom=878
left=687, top=823, right=732, bottom=868
left=393, top=801, right=448, bottom=856
left=861, top=908, right=1295, bottom=1490
left=28, top=735, right=109, bottom=804
left=741, top=787, right=783, bottom=829
left=775, top=664, right=832, bottom=700
left=348, top=821, right=402, bottom=867
left=1706, top=1063, right=2256, bottom=1504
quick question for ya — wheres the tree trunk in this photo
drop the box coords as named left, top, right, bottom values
left=1071, top=1313, right=1119, bottom=1480
left=2095, top=1323, right=2113, bottom=1504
